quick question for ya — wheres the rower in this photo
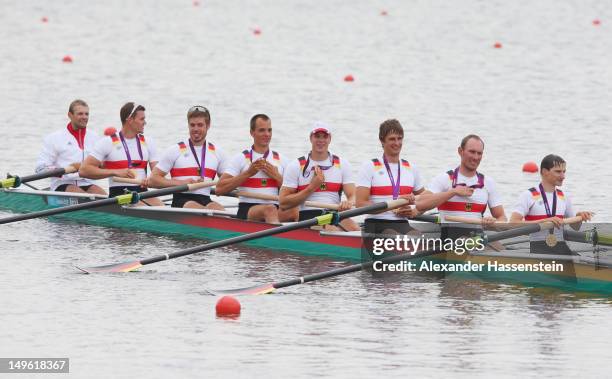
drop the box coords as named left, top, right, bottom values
left=509, top=154, right=593, bottom=254
left=279, top=122, right=360, bottom=231
left=215, top=114, right=298, bottom=222
left=417, top=134, right=506, bottom=239
left=35, top=99, right=105, bottom=194
left=79, top=102, right=164, bottom=206
left=148, top=106, right=226, bottom=210
left=356, top=119, right=425, bottom=235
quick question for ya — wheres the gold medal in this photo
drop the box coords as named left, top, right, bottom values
left=545, top=233, right=558, bottom=247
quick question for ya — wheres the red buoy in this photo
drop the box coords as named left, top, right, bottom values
left=380, top=10, right=388, bottom=16
left=41, top=16, right=48, bottom=23
left=193, top=0, right=200, bottom=6
left=252, top=27, right=261, bottom=35
left=344, top=74, right=354, bottom=82
left=62, top=55, right=73, bottom=63
left=104, top=127, right=117, bottom=136
left=522, top=161, right=538, bottom=173
left=493, top=42, right=502, bottom=49
left=216, top=296, right=241, bottom=316
left=593, top=19, right=601, bottom=25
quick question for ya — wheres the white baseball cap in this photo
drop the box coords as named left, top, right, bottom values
left=309, top=121, right=332, bottom=136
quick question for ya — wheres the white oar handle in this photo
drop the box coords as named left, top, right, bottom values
left=385, top=198, right=411, bottom=210
left=540, top=216, right=584, bottom=231
left=305, top=201, right=339, bottom=210
left=235, top=191, right=278, bottom=201
left=443, top=215, right=586, bottom=228
left=64, top=165, right=79, bottom=174
left=443, top=215, right=499, bottom=225
left=112, top=177, right=218, bottom=191
left=234, top=191, right=340, bottom=210
left=112, top=177, right=143, bottom=185
left=186, top=180, right=219, bottom=191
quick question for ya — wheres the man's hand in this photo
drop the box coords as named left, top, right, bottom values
left=453, top=186, right=474, bottom=197
left=544, top=216, right=564, bottom=228
left=576, top=211, right=594, bottom=222
left=69, top=162, right=81, bottom=171
left=338, top=200, right=354, bottom=211
left=114, top=169, right=136, bottom=179
left=395, top=206, right=418, bottom=218
left=308, top=166, right=325, bottom=190
left=481, top=216, right=497, bottom=227
left=399, top=193, right=416, bottom=204
left=245, top=160, right=263, bottom=176
left=260, top=161, right=279, bottom=178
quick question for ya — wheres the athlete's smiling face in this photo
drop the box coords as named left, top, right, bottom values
left=188, top=116, right=209, bottom=144
left=250, top=118, right=272, bottom=148
left=459, top=137, right=484, bottom=172
left=68, top=105, right=89, bottom=129
left=310, top=131, right=331, bottom=154
left=381, top=132, right=403, bottom=157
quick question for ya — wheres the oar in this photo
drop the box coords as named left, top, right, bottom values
left=0, top=181, right=217, bottom=225
left=416, top=214, right=585, bottom=230
left=76, top=199, right=410, bottom=274
left=1, top=166, right=78, bottom=189
left=111, top=177, right=143, bottom=185
left=564, top=229, right=612, bottom=247
left=210, top=217, right=582, bottom=295
left=214, top=189, right=340, bottom=210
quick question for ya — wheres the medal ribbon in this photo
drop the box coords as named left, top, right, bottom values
left=249, top=146, right=269, bottom=162
left=119, top=132, right=143, bottom=168
left=383, top=155, right=401, bottom=200
left=451, top=167, right=484, bottom=188
left=301, top=152, right=333, bottom=177
left=539, top=183, right=557, bottom=218
left=189, top=139, right=207, bottom=178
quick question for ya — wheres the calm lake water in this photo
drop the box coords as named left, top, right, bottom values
left=1, top=0, right=611, bottom=377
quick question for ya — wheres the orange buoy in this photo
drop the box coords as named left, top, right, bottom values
left=41, top=16, right=48, bottom=23
left=522, top=161, right=538, bottom=173
left=216, top=296, right=241, bottom=316
left=593, top=19, right=601, bottom=25
left=493, top=42, right=502, bottom=49
left=104, top=127, right=117, bottom=136
left=343, top=74, right=354, bottom=82
left=62, top=55, right=73, bottom=63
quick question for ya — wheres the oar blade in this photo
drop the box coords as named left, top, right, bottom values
left=76, top=260, right=143, bottom=274
left=207, top=283, right=276, bottom=296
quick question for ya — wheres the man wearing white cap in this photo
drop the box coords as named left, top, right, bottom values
left=279, top=122, right=360, bottom=231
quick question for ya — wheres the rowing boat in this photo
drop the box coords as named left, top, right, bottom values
left=1, top=187, right=611, bottom=295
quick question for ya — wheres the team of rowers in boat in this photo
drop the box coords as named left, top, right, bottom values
left=36, top=99, right=593, bottom=253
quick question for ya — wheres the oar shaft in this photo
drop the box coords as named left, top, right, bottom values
left=140, top=200, right=404, bottom=265
left=271, top=220, right=567, bottom=290
left=0, top=197, right=118, bottom=224
left=0, top=182, right=215, bottom=225
left=564, top=229, right=612, bottom=246
left=20, top=167, right=73, bottom=182
left=1, top=166, right=77, bottom=189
